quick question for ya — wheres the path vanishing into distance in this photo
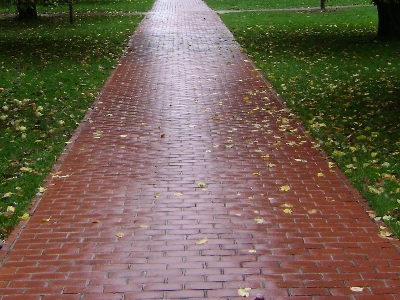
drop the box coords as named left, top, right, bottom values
left=1, top=0, right=400, bottom=299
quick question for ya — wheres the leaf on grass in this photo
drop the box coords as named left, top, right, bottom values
left=238, top=287, right=251, bottom=297
left=195, top=237, right=208, bottom=245
left=6, top=206, right=15, bottom=212
left=280, top=185, right=290, bottom=192
left=116, top=232, right=125, bottom=238
left=2, top=192, right=13, bottom=198
left=254, top=217, right=264, bottom=224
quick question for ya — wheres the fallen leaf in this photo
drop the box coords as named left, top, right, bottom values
left=238, top=287, right=251, bottom=297
left=248, top=249, right=257, bottom=253
left=198, top=182, right=206, bottom=188
left=138, top=224, right=149, bottom=228
left=317, top=173, right=324, bottom=177
left=350, top=286, right=365, bottom=292
left=19, top=213, right=30, bottom=220
left=283, top=208, right=292, bottom=214
left=116, top=232, right=125, bottom=238
left=92, top=220, right=101, bottom=224
left=379, top=230, right=393, bottom=238
left=6, top=206, right=15, bottom=212
left=254, top=217, right=264, bottom=224
left=195, top=237, right=208, bottom=245
left=154, top=192, right=160, bottom=198
left=2, top=192, right=13, bottom=198
left=174, top=192, right=182, bottom=197
left=281, top=203, right=293, bottom=208
left=280, top=185, right=290, bottom=192
left=308, top=209, right=317, bottom=214
left=42, top=217, right=52, bottom=222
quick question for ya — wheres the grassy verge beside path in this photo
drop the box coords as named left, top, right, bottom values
left=0, top=0, right=154, bottom=242
left=209, top=3, right=400, bottom=238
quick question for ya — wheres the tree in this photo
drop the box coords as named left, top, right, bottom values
left=373, top=0, right=400, bottom=40
left=16, top=0, right=38, bottom=19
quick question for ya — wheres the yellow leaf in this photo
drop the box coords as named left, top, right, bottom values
left=116, top=232, right=125, bottom=238
left=154, top=192, right=160, bottom=198
left=42, top=217, right=51, bottom=222
left=20, top=213, right=30, bottom=220
left=281, top=203, right=293, bottom=208
left=195, top=237, right=208, bottom=245
left=138, top=224, right=149, bottom=228
left=253, top=172, right=260, bottom=176
left=280, top=185, right=290, bottom=192
left=308, top=209, right=317, bottom=214
left=174, top=192, right=182, bottom=197
left=350, top=286, right=364, bottom=292
left=6, top=206, right=15, bottom=212
left=379, top=230, right=393, bottom=238
left=238, top=287, right=251, bottom=297
left=254, top=217, right=264, bottom=224
left=198, top=182, right=207, bottom=188
left=317, top=173, right=324, bottom=177
left=283, top=208, right=292, bottom=214
left=248, top=249, right=257, bottom=253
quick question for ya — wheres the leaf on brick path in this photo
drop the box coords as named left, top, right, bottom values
left=92, top=220, right=101, bottom=224
left=120, top=134, right=127, bottom=138
left=261, top=154, right=270, bottom=159
left=280, top=185, right=290, bottom=192
left=254, top=217, right=264, bottom=224
left=253, top=172, right=260, bottom=176
left=38, top=186, right=47, bottom=193
left=138, top=224, right=149, bottom=229
left=154, top=192, right=160, bottom=198
left=325, top=196, right=335, bottom=202
left=317, top=172, right=324, bottom=177
left=350, top=286, right=365, bottom=292
left=195, top=237, right=208, bottom=245
left=174, top=192, right=182, bottom=197
left=42, top=216, right=51, bottom=222
left=283, top=208, right=292, bottom=214
left=248, top=249, right=257, bottom=253
left=294, top=158, right=307, bottom=162
left=281, top=203, right=293, bottom=208
left=308, top=209, right=317, bottom=214
left=116, top=232, right=125, bottom=238
left=266, top=163, right=276, bottom=168
left=238, top=287, right=251, bottom=297
left=198, top=182, right=206, bottom=188
left=19, top=213, right=29, bottom=220
left=379, top=230, right=393, bottom=238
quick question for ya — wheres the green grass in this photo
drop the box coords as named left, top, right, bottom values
left=1, top=0, right=154, bottom=15
left=213, top=5, right=400, bottom=237
left=207, top=0, right=371, bottom=10
left=0, top=1, right=153, bottom=241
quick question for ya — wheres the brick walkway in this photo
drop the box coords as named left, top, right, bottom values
left=1, top=0, right=400, bottom=299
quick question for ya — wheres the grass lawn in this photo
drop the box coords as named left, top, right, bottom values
left=0, top=0, right=154, bottom=241
left=206, top=2, right=400, bottom=237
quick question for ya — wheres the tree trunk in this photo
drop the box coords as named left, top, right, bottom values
left=375, top=1, right=400, bottom=40
left=17, top=0, right=38, bottom=19
left=320, top=0, right=326, bottom=11
left=68, top=1, right=74, bottom=24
